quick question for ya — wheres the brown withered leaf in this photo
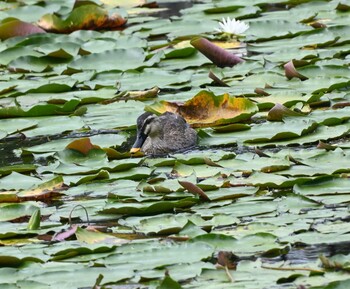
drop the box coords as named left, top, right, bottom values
left=288, top=155, right=308, bottom=166
left=284, top=60, right=309, bottom=81
left=332, top=102, right=350, bottom=109
left=254, top=88, right=270, bottom=96
left=254, top=148, right=271, bottom=158
left=267, top=103, right=305, bottom=121
left=208, top=70, right=230, bottom=87
left=203, top=157, right=223, bottom=167
left=217, top=251, right=238, bottom=270
left=65, top=138, right=101, bottom=155
left=309, top=21, right=327, bottom=29
left=178, top=180, right=210, bottom=201
left=317, top=141, right=337, bottom=151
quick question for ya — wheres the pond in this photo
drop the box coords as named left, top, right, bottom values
left=0, top=0, right=350, bottom=288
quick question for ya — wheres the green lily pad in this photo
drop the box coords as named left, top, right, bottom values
left=101, top=197, right=198, bottom=216
left=0, top=203, right=41, bottom=222
left=0, top=172, right=44, bottom=191
left=70, top=48, right=151, bottom=72
left=103, top=241, right=215, bottom=269
left=294, top=177, right=350, bottom=196
left=0, top=99, right=80, bottom=117
left=191, top=232, right=286, bottom=257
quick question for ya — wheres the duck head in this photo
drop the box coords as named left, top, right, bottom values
left=130, top=112, right=160, bottom=154
left=130, top=111, right=197, bottom=155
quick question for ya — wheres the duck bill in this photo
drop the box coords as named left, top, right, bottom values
left=130, top=132, right=147, bottom=154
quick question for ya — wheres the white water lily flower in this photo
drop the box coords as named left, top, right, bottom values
left=215, top=17, right=249, bottom=35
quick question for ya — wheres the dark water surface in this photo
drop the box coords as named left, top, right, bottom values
left=151, top=1, right=194, bottom=18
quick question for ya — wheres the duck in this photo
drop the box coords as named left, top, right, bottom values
left=130, top=111, right=197, bottom=155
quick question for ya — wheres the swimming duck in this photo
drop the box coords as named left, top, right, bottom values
left=130, top=111, right=197, bottom=155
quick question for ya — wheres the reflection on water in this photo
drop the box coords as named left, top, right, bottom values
left=147, top=1, right=193, bottom=18
left=0, top=135, right=51, bottom=166
left=0, top=129, right=122, bottom=167
left=262, top=241, right=350, bottom=266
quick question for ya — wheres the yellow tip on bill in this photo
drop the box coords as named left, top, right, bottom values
left=130, top=147, right=141, bottom=153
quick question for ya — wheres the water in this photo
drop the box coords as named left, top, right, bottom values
left=150, top=1, right=194, bottom=18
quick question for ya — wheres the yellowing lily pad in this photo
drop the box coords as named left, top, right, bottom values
left=17, top=176, right=65, bottom=199
left=38, top=4, right=126, bottom=33
left=75, top=227, right=129, bottom=245
left=146, top=90, right=258, bottom=127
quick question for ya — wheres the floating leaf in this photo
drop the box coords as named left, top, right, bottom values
left=204, top=5, right=244, bottom=14
left=317, top=141, right=337, bottom=151
left=17, top=176, right=65, bottom=200
left=191, top=232, right=284, bottom=257
left=178, top=180, right=210, bottom=201
left=0, top=172, right=44, bottom=191
left=65, top=138, right=100, bottom=155
left=38, top=4, right=126, bottom=33
left=52, top=225, right=78, bottom=241
left=336, top=2, right=350, bottom=11
left=0, top=18, right=45, bottom=40
left=0, top=254, right=44, bottom=267
left=164, top=46, right=196, bottom=59
left=75, top=227, right=128, bottom=245
left=267, top=103, right=305, bottom=121
left=294, top=176, right=350, bottom=197
left=284, top=60, right=309, bottom=80
left=27, top=209, right=40, bottom=230
left=217, top=251, right=237, bottom=269
left=0, top=99, right=80, bottom=117
left=102, top=242, right=215, bottom=268
left=70, top=48, right=148, bottom=72
left=101, top=198, right=198, bottom=216
left=308, top=278, right=350, bottom=289
left=190, top=37, right=243, bottom=68
left=208, top=70, right=230, bottom=87
left=146, top=90, right=258, bottom=127
left=157, top=275, right=182, bottom=289
left=0, top=118, right=37, bottom=138
left=0, top=203, right=40, bottom=222
left=0, top=164, right=37, bottom=176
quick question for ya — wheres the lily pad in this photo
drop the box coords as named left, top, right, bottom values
left=38, top=4, right=126, bottom=33
left=69, top=48, right=150, bottom=72
left=0, top=18, right=45, bottom=40
left=146, top=90, right=258, bottom=127
left=0, top=203, right=41, bottom=222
